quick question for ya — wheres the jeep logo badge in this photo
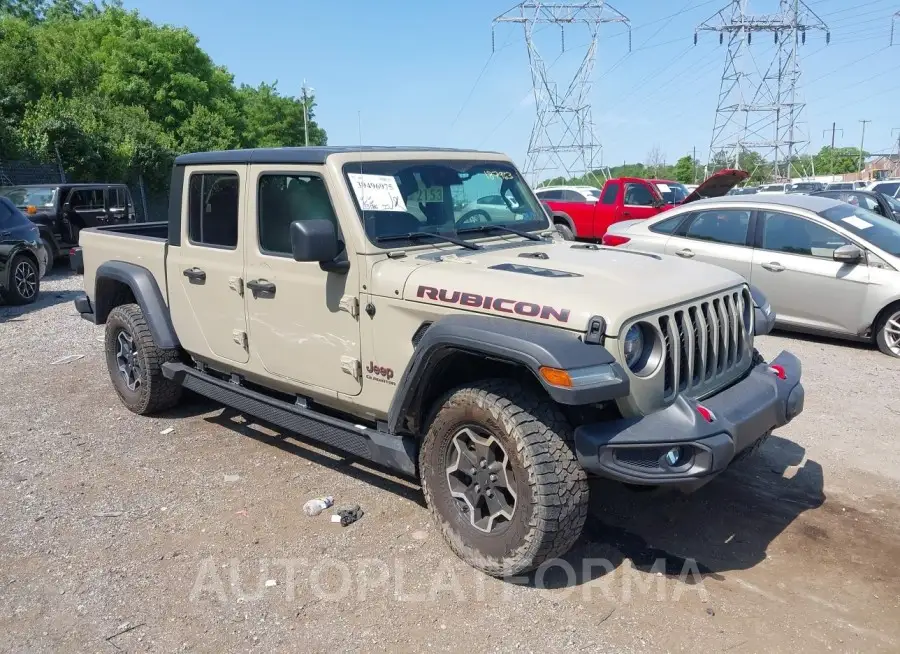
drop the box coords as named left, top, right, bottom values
left=365, top=361, right=396, bottom=385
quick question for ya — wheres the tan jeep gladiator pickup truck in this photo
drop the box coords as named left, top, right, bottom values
left=74, top=146, right=804, bottom=576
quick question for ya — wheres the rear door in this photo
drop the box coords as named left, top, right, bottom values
left=664, top=208, right=754, bottom=278
left=751, top=210, right=868, bottom=334
left=64, top=187, right=107, bottom=242
left=166, top=166, right=250, bottom=364
left=107, top=186, right=132, bottom=225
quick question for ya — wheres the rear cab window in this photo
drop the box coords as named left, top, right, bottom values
left=187, top=172, right=240, bottom=248
left=600, top=183, right=619, bottom=205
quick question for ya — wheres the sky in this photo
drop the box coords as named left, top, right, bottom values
left=120, top=0, right=900, bottom=175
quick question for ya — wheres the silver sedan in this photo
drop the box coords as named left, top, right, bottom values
left=603, top=194, right=900, bottom=357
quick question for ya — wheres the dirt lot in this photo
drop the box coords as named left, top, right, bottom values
left=2, top=271, right=900, bottom=653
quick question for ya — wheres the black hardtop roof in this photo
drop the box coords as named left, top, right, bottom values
left=174, top=146, right=503, bottom=166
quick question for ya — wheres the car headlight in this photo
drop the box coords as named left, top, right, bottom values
left=623, top=324, right=644, bottom=370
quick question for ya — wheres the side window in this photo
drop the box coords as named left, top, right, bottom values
left=874, top=182, right=900, bottom=196
left=649, top=214, right=685, bottom=234
left=110, top=187, right=127, bottom=210
left=623, top=183, right=654, bottom=206
left=600, top=183, right=619, bottom=205
left=258, top=174, right=339, bottom=256
left=561, top=189, right=584, bottom=202
left=761, top=211, right=849, bottom=259
left=537, top=189, right=562, bottom=200
left=683, top=209, right=750, bottom=246
left=188, top=173, right=240, bottom=248
left=69, top=188, right=104, bottom=210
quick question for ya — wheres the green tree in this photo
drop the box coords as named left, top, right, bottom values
left=673, top=155, right=697, bottom=183
left=239, top=82, right=327, bottom=148
left=814, top=146, right=867, bottom=175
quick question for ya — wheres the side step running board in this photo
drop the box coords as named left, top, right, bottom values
left=161, top=362, right=417, bottom=477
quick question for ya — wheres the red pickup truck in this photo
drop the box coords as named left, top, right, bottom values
left=535, top=169, right=748, bottom=241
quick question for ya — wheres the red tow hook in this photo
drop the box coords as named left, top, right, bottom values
left=695, top=404, right=716, bottom=423
left=768, top=364, right=786, bottom=380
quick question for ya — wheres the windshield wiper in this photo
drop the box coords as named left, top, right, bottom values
left=375, top=231, right=482, bottom=250
left=456, top=224, right=544, bottom=242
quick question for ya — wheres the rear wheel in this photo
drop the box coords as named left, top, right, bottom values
left=1, top=255, right=40, bottom=305
left=554, top=221, right=575, bottom=240
left=420, top=380, right=588, bottom=577
left=105, top=303, right=182, bottom=414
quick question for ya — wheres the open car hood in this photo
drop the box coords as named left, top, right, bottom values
left=682, top=169, right=750, bottom=204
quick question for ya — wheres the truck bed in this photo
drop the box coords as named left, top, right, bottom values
left=80, top=222, right=169, bottom=307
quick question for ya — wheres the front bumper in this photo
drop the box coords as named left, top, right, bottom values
left=573, top=350, right=804, bottom=492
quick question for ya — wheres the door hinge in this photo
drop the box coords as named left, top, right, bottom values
left=233, top=329, right=248, bottom=349
left=339, top=295, right=359, bottom=318
left=341, top=356, right=361, bottom=380
left=229, top=276, right=244, bottom=296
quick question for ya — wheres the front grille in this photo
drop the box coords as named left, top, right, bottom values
left=658, top=287, right=753, bottom=401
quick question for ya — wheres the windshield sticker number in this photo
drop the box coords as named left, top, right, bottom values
left=409, top=187, right=444, bottom=204
left=842, top=215, right=873, bottom=230
left=348, top=173, right=407, bottom=212
left=484, top=170, right=514, bottom=180
left=655, top=183, right=671, bottom=193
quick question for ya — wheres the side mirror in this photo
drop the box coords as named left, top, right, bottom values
left=290, top=219, right=348, bottom=273
left=833, top=243, right=864, bottom=264
left=652, top=199, right=666, bottom=209
left=62, top=201, right=72, bottom=213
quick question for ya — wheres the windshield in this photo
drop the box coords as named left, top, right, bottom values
left=883, top=194, right=900, bottom=213
left=654, top=182, right=689, bottom=204
left=342, top=160, right=549, bottom=247
left=818, top=203, right=900, bottom=257
left=0, top=186, right=57, bottom=208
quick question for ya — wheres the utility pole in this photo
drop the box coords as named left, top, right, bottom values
left=858, top=119, right=870, bottom=175
left=693, top=145, right=698, bottom=183
left=821, top=123, right=843, bottom=175
left=493, top=2, right=631, bottom=186
left=301, top=80, right=312, bottom=147
left=893, top=128, right=900, bottom=176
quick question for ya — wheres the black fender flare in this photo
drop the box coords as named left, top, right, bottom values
left=749, top=284, right=775, bottom=336
left=387, top=313, right=629, bottom=435
left=551, top=211, right=576, bottom=234
left=94, top=261, right=180, bottom=349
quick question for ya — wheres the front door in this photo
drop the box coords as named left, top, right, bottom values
left=166, top=166, right=250, bottom=364
left=664, top=208, right=754, bottom=279
left=751, top=210, right=869, bottom=334
left=244, top=165, right=362, bottom=396
left=63, top=186, right=107, bottom=244
left=619, top=181, right=661, bottom=225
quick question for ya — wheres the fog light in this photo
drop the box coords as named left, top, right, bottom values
left=664, top=447, right=683, bottom=467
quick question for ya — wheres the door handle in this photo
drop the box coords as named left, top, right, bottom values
left=622, top=211, right=631, bottom=217
left=676, top=248, right=695, bottom=258
left=182, top=267, right=206, bottom=282
left=761, top=261, right=785, bottom=272
left=246, top=279, right=277, bottom=296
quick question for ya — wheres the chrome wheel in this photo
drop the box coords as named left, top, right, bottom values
left=13, top=260, right=37, bottom=300
left=115, top=330, right=142, bottom=391
left=884, top=310, right=900, bottom=356
left=445, top=427, right=517, bottom=533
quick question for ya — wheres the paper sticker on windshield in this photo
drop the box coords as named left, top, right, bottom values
left=408, top=187, right=444, bottom=204
left=347, top=173, right=407, bottom=211
left=842, top=215, right=873, bottom=230
left=655, top=183, right=671, bottom=193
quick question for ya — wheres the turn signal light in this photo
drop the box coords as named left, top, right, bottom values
left=26, top=205, right=37, bottom=215
left=539, top=366, right=573, bottom=388
left=602, top=234, right=630, bottom=246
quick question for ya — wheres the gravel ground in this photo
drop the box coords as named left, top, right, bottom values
left=1, top=271, right=899, bottom=653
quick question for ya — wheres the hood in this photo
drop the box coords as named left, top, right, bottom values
left=682, top=169, right=749, bottom=204
left=398, top=240, right=746, bottom=334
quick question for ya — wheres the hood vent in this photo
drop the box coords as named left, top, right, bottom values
left=571, top=242, right=662, bottom=260
left=488, top=262, right=581, bottom=278
left=518, top=251, right=550, bottom=260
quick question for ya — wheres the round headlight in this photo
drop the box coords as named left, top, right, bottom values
left=623, top=324, right=644, bottom=370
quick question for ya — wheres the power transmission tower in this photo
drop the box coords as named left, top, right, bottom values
left=696, top=0, right=829, bottom=181
left=493, top=2, right=631, bottom=186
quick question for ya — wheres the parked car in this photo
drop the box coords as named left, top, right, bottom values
left=603, top=194, right=900, bottom=357
left=73, top=146, right=803, bottom=577
left=825, top=181, right=867, bottom=191
left=787, top=181, right=826, bottom=194
left=0, top=197, right=44, bottom=305
left=534, top=185, right=601, bottom=203
left=458, top=193, right=522, bottom=223
left=811, top=189, right=900, bottom=223
left=0, top=183, right=136, bottom=268
left=538, top=169, right=747, bottom=241
left=866, top=179, right=900, bottom=198
left=727, top=186, right=759, bottom=196
left=757, top=183, right=791, bottom=194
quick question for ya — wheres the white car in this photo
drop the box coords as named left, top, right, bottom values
left=866, top=179, right=900, bottom=198
left=757, top=183, right=791, bottom=194
left=602, top=193, right=900, bottom=357
left=458, top=193, right=521, bottom=222
left=534, top=185, right=601, bottom=203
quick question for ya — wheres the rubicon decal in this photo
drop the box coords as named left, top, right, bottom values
left=416, top=286, right=570, bottom=324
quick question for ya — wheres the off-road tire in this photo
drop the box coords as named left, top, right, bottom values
left=873, top=302, right=900, bottom=358
left=105, top=303, right=182, bottom=415
left=554, top=222, right=575, bottom=241
left=419, top=380, right=589, bottom=577
left=1, top=254, right=40, bottom=305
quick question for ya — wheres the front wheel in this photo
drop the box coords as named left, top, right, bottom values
left=104, top=303, right=183, bottom=414
left=1, top=254, right=40, bottom=305
left=420, top=380, right=589, bottom=577
left=554, top=222, right=575, bottom=240
left=874, top=304, right=900, bottom=358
